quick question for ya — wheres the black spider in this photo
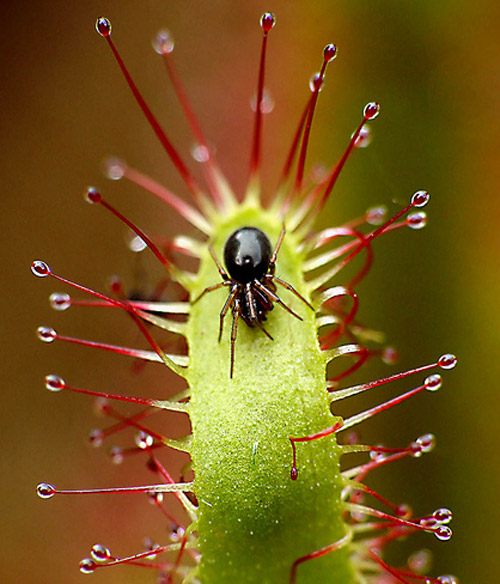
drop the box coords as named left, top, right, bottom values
left=194, top=226, right=313, bottom=377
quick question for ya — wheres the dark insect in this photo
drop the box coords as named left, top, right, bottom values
left=194, top=226, right=313, bottom=377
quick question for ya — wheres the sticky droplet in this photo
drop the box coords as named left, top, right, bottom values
left=37, top=326, right=56, bottom=343
left=49, top=293, right=71, bottom=311
left=31, top=260, right=51, bottom=278
left=438, top=354, right=457, bottom=370
left=407, top=211, right=427, bottom=230
left=363, top=102, right=380, bottom=120
left=323, top=43, right=338, bottom=63
left=424, top=374, right=442, bottom=391
left=79, top=558, right=97, bottom=574
left=37, top=483, right=56, bottom=499
left=411, top=190, right=430, bottom=208
left=44, top=374, right=65, bottom=392
left=260, top=13, right=276, bottom=33
left=104, top=157, right=126, bottom=180
left=85, top=187, right=102, bottom=204
left=95, top=18, right=112, bottom=38
left=152, top=29, right=175, bottom=55
left=90, top=544, right=111, bottom=562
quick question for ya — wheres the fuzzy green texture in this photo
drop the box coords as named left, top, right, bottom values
left=186, top=201, right=355, bottom=584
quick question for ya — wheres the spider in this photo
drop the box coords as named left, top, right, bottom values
left=194, top=225, right=313, bottom=377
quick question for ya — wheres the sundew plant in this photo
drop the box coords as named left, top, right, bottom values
left=33, top=12, right=458, bottom=584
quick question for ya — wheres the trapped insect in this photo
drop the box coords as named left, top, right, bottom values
left=194, top=225, right=313, bottom=377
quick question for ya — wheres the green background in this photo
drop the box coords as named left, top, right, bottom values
left=2, top=1, right=498, bottom=582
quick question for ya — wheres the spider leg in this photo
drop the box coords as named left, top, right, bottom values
left=268, top=223, right=286, bottom=276
left=253, top=279, right=303, bottom=321
left=192, top=247, right=235, bottom=303
left=230, top=298, right=241, bottom=378
left=244, top=283, right=257, bottom=323
left=269, top=275, right=314, bottom=310
left=209, top=245, right=230, bottom=280
left=245, top=284, right=274, bottom=340
left=192, top=280, right=231, bottom=304
left=219, top=284, right=239, bottom=342
left=255, top=320, right=274, bottom=340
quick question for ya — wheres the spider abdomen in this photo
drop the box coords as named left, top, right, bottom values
left=223, top=227, right=272, bottom=284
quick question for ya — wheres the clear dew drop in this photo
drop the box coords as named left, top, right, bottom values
left=37, top=326, right=56, bottom=343
left=310, top=163, right=327, bottom=183
left=88, top=429, right=104, bottom=448
left=395, top=503, right=412, bottom=519
left=90, top=544, right=111, bottom=562
left=381, top=345, right=399, bottom=365
left=438, top=353, right=457, bottom=370
left=109, top=446, right=124, bottom=465
left=408, top=549, right=432, bottom=574
left=370, top=448, right=386, bottom=462
left=31, top=260, right=51, bottom=278
left=128, top=234, right=148, bottom=253
left=424, top=374, right=442, bottom=391
left=108, top=275, right=122, bottom=294
left=353, top=125, right=372, bottom=148
left=191, top=144, right=211, bottom=163
left=250, top=88, right=275, bottom=114
left=146, top=543, right=162, bottom=560
left=95, top=17, right=112, bottom=38
left=434, top=525, right=453, bottom=541
left=363, top=102, right=380, bottom=120
left=135, top=431, right=154, bottom=449
left=94, top=397, right=109, bottom=416
left=44, top=374, right=65, bottom=392
left=345, top=431, right=360, bottom=445
left=79, top=558, right=97, bottom=574
left=104, top=157, right=126, bottom=180
left=366, top=205, right=388, bottom=225
left=152, top=29, right=175, bottom=55
left=149, top=492, right=164, bottom=505
left=142, top=537, right=162, bottom=559
left=411, top=190, right=430, bottom=208
left=309, top=72, right=323, bottom=93
left=351, top=507, right=367, bottom=523
left=169, top=526, right=185, bottom=543
left=407, top=211, right=427, bottom=230
left=37, top=482, right=55, bottom=499
left=49, top=292, right=71, bottom=311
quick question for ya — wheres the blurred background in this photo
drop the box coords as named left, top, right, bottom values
left=2, top=0, right=498, bottom=582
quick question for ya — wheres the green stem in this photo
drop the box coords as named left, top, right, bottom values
left=186, top=203, right=355, bottom=584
